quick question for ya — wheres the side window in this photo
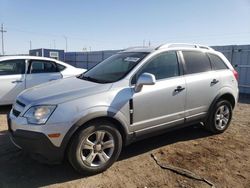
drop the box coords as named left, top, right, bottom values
left=182, top=51, right=211, bottom=74
left=208, top=53, right=228, bottom=70
left=0, top=59, right=25, bottom=75
left=30, top=60, right=58, bottom=73
left=57, top=64, right=66, bottom=71
left=132, top=51, right=179, bottom=83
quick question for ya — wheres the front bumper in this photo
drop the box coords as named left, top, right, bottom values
left=7, top=113, right=65, bottom=164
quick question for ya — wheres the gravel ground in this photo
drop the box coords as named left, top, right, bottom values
left=0, top=102, right=249, bottom=188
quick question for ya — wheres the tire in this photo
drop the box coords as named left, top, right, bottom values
left=205, top=100, right=233, bottom=134
left=67, top=120, right=122, bottom=175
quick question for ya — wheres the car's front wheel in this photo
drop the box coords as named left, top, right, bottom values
left=67, top=120, right=122, bottom=175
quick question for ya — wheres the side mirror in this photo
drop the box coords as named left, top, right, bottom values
left=135, top=73, right=156, bottom=92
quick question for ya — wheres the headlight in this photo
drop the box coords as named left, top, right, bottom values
left=23, top=105, right=56, bottom=125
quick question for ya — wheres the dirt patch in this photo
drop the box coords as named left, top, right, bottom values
left=0, top=103, right=249, bottom=188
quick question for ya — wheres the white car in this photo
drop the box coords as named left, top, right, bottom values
left=0, top=56, right=86, bottom=105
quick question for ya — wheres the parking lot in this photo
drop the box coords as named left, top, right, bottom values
left=0, top=99, right=249, bottom=188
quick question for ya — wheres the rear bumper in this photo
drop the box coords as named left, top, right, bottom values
left=7, top=114, right=65, bottom=164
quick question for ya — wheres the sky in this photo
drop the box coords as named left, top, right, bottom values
left=0, top=0, right=250, bottom=54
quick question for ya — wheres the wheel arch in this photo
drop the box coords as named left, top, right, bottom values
left=208, top=92, right=236, bottom=120
left=75, top=116, right=129, bottom=145
left=60, top=110, right=131, bottom=159
left=218, top=93, right=236, bottom=109
left=205, top=92, right=235, bottom=133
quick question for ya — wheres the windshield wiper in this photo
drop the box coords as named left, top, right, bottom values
left=79, top=75, right=110, bottom=83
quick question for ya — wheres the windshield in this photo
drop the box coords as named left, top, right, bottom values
left=80, top=52, right=148, bottom=83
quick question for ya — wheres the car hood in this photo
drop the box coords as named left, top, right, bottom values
left=18, top=77, right=112, bottom=105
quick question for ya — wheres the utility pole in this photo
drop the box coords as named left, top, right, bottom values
left=29, top=40, right=32, bottom=50
left=53, top=40, right=56, bottom=48
left=0, top=23, right=7, bottom=55
left=63, top=36, right=68, bottom=52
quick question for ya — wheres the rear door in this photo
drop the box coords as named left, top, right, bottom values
left=0, top=59, right=26, bottom=105
left=207, top=53, right=232, bottom=88
left=25, top=60, right=63, bottom=88
left=181, top=51, right=221, bottom=121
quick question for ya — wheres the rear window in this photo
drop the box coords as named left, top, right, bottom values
left=182, top=51, right=211, bottom=74
left=30, top=60, right=58, bottom=73
left=208, top=53, right=228, bottom=70
left=57, top=64, right=66, bottom=71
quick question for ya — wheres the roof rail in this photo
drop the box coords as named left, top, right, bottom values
left=123, top=46, right=146, bottom=51
left=155, top=43, right=214, bottom=50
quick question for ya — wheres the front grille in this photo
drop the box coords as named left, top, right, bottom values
left=12, top=109, right=21, bottom=117
left=16, top=100, right=25, bottom=107
left=12, top=99, right=26, bottom=117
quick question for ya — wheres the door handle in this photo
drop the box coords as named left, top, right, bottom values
left=49, top=79, right=57, bottom=81
left=174, top=86, right=185, bottom=92
left=11, top=80, right=23, bottom=83
left=211, top=79, right=219, bottom=85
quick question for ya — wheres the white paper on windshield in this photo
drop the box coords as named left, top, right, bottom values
left=124, top=57, right=140, bottom=62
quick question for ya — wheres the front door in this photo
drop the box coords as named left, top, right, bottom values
left=131, top=51, right=186, bottom=131
left=0, top=59, right=26, bottom=105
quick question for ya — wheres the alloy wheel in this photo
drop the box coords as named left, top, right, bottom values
left=214, top=105, right=230, bottom=130
left=79, top=130, right=115, bottom=167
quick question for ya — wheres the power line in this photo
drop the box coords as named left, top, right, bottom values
left=0, top=23, right=7, bottom=55
left=3, top=25, right=250, bottom=53
left=7, top=25, right=250, bottom=46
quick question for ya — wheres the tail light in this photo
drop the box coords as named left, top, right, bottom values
left=232, top=69, right=238, bottom=81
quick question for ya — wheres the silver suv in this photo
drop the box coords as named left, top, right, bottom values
left=8, top=43, right=239, bottom=174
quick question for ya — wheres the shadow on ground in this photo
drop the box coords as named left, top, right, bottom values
left=0, top=105, right=11, bottom=114
left=0, top=124, right=212, bottom=187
